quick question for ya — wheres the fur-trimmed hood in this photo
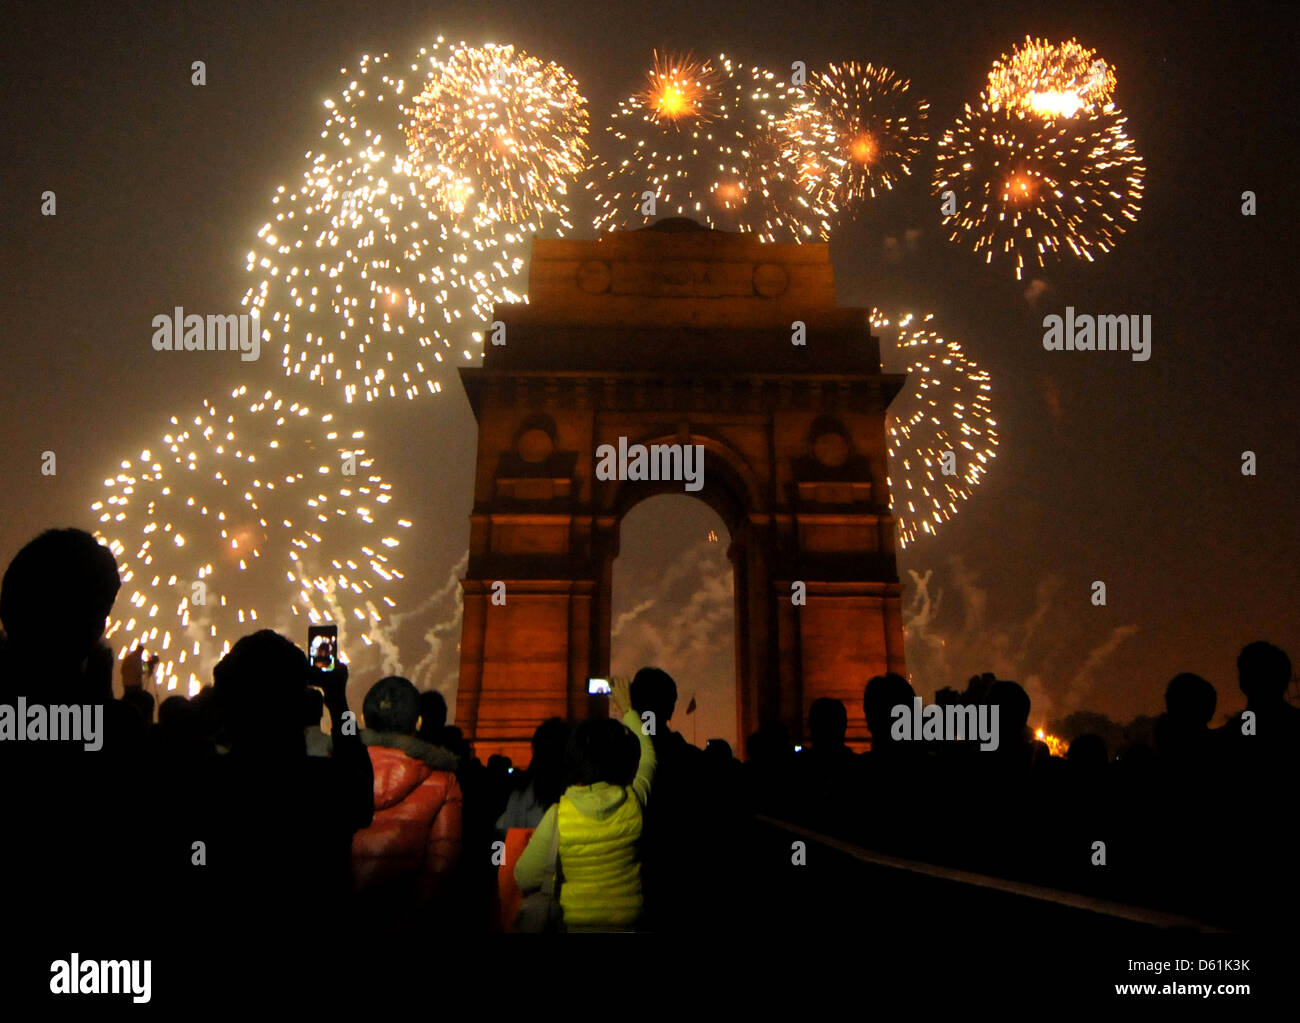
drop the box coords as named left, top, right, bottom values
left=360, top=729, right=459, bottom=772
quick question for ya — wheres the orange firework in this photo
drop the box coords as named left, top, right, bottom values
left=636, top=50, right=721, bottom=125
left=934, top=100, right=1145, bottom=280
left=987, top=37, right=1116, bottom=118
left=781, top=61, right=930, bottom=208
left=589, top=53, right=830, bottom=241
left=1036, top=728, right=1068, bottom=757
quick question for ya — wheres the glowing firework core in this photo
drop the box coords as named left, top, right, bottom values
left=780, top=61, right=929, bottom=209
left=849, top=133, right=878, bottom=164
left=591, top=52, right=830, bottom=241
left=987, top=38, right=1116, bottom=118
left=638, top=51, right=718, bottom=124
left=1004, top=172, right=1040, bottom=202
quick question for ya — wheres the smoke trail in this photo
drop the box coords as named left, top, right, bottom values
left=903, top=554, right=1138, bottom=723
left=612, top=598, right=657, bottom=639
left=1066, top=624, right=1141, bottom=705
left=394, top=551, right=469, bottom=695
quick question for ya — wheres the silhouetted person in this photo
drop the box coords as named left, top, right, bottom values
left=744, top=721, right=793, bottom=765
left=440, top=724, right=472, bottom=761
left=1155, top=673, right=1217, bottom=766
left=1215, top=643, right=1299, bottom=926
left=0, top=528, right=151, bottom=940
left=856, top=673, right=927, bottom=856
left=862, top=672, right=915, bottom=757
left=793, top=698, right=858, bottom=833
left=975, top=680, right=1052, bottom=877
left=189, top=684, right=223, bottom=748
left=1066, top=733, right=1108, bottom=771
left=193, top=630, right=374, bottom=924
left=704, top=737, right=733, bottom=761
left=303, top=684, right=331, bottom=757
left=352, top=676, right=463, bottom=911
left=486, top=753, right=514, bottom=796
left=1223, top=641, right=1299, bottom=761
left=0, top=530, right=142, bottom=747
left=438, top=722, right=501, bottom=930
left=0, top=528, right=120, bottom=698
left=417, top=689, right=448, bottom=746
left=629, top=666, right=713, bottom=930
left=496, top=717, right=571, bottom=835
left=157, top=694, right=190, bottom=730
left=986, top=679, right=1050, bottom=773
left=119, top=647, right=157, bottom=726
left=629, top=667, right=702, bottom=767
left=152, top=691, right=213, bottom=762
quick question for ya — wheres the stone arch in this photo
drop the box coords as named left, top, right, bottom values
left=601, top=429, right=764, bottom=529
left=455, top=225, right=907, bottom=763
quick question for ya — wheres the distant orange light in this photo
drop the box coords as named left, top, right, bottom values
left=849, top=133, right=878, bottom=165
left=1004, top=172, right=1039, bottom=202
left=1036, top=727, right=1068, bottom=757
left=713, top=182, right=743, bottom=203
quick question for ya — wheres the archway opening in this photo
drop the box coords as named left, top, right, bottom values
left=610, top=494, right=737, bottom=752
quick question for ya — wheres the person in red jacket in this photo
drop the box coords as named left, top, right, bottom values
left=352, top=676, right=463, bottom=908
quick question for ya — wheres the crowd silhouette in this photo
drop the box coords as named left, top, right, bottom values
left=0, top=527, right=1295, bottom=944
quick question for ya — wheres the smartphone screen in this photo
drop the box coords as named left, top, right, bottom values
left=308, top=624, right=338, bottom=672
left=587, top=677, right=611, bottom=695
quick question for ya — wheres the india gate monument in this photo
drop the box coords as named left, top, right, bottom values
left=455, top=219, right=907, bottom=763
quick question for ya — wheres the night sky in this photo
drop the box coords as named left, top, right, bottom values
left=2, top=0, right=1297, bottom=747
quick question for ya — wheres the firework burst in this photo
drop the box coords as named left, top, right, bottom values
left=733, top=124, right=838, bottom=240
left=933, top=101, right=1145, bottom=280
left=92, top=387, right=411, bottom=694
left=241, top=46, right=531, bottom=404
left=877, top=312, right=998, bottom=547
left=987, top=37, right=1116, bottom=119
left=404, top=43, right=589, bottom=227
left=588, top=53, right=828, bottom=240
left=781, top=61, right=930, bottom=209
left=635, top=50, right=722, bottom=125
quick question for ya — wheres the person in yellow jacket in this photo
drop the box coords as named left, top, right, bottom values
left=514, top=679, right=656, bottom=931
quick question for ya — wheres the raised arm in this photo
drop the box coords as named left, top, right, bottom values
left=622, top=708, right=656, bottom=808
left=313, top=661, right=373, bottom=831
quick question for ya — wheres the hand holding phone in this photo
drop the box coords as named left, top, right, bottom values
left=609, top=677, right=631, bottom=720
left=308, top=624, right=338, bottom=673
left=121, top=648, right=144, bottom=689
